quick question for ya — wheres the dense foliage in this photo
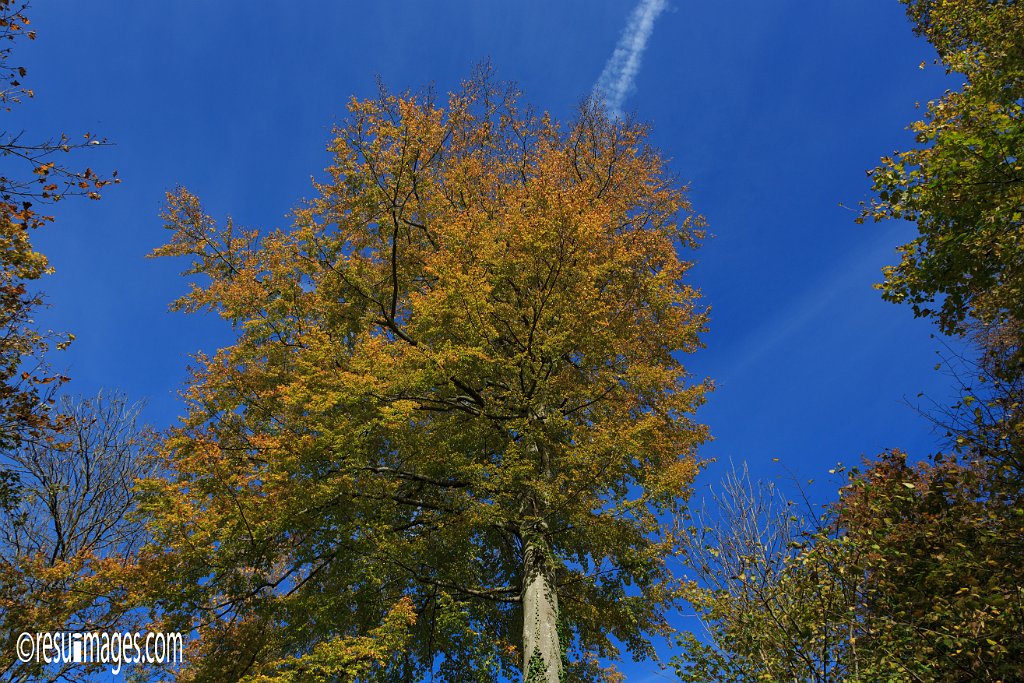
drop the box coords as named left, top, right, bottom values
left=861, top=0, right=1023, bottom=338
left=141, top=72, right=710, bottom=682
left=4, top=2, right=1021, bottom=681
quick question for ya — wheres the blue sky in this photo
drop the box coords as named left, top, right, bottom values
left=16, top=1, right=957, bottom=679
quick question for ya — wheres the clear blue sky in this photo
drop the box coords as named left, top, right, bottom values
left=16, top=1, right=956, bottom=680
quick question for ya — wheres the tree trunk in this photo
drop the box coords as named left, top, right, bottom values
left=522, top=523, right=562, bottom=683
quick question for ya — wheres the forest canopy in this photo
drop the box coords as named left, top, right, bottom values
left=0, top=1, right=1021, bottom=682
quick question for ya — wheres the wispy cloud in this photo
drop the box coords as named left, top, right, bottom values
left=593, top=0, right=669, bottom=117
left=716, top=239, right=897, bottom=385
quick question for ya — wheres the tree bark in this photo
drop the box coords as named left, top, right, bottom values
left=522, top=521, right=562, bottom=683
left=521, top=404, right=562, bottom=683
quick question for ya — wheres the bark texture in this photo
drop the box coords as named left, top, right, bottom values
left=522, top=524, right=562, bottom=683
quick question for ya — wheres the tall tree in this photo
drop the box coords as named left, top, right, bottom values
left=141, top=72, right=710, bottom=682
left=0, top=6, right=138, bottom=682
left=677, top=4, right=1024, bottom=678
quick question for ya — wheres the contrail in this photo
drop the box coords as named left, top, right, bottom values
left=594, top=0, right=669, bottom=118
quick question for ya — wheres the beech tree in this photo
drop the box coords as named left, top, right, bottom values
left=857, top=8, right=1024, bottom=674
left=141, top=72, right=709, bottom=682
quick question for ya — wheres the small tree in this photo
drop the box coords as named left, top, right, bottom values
left=674, top=464, right=864, bottom=683
left=142, top=71, right=710, bottom=682
left=0, top=392, right=153, bottom=683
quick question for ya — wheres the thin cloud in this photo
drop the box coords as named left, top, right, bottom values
left=717, top=239, right=898, bottom=385
left=594, top=0, right=669, bottom=117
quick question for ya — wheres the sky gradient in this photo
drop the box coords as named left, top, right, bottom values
left=14, top=2, right=959, bottom=679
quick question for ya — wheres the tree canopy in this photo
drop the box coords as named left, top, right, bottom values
left=861, top=0, right=1024, bottom=337
left=142, top=72, right=710, bottom=683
